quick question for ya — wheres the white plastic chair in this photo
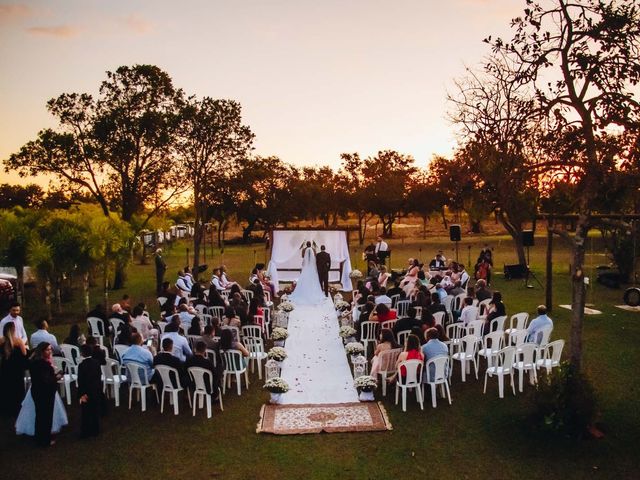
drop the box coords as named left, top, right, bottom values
left=433, top=311, right=446, bottom=327
left=221, top=349, right=249, bottom=395
left=126, top=362, right=158, bottom=412
left=156, top=365, right=190, bottom=415
left=194, top=304, right=207, bottom=314
left=157, top=321, right=167, bottom=335
left=205, top=349, right=218, bottom=369
left=113, top=344, right=130, bottom=364
left=535, top=339, right=564, bottom=375
left=376, top=348, right=402, bottom=397
left=413, top=306, right=422, bottom=320
left=451, top=334, right=478, bottom=382
left=188, top=367, right=223, bottom=418
left=240, top=289, right=254, bottom=304
left=245, top=336, right=268, bottom=379
left=360, top=321, right=379, bottom=356
left=477, top=298, right=491, bottom=319
left=157, top=296, right=168, bottom=307
left=484, top=346, right=516, bottom=398
left=478, top=330, right=504, bottom=368
left=253, top=314, right=268, bottom=339
left=514, top=342, right=538, bottom=392
left=208, top=306, right=225, bottom=320
left=102, top=357, right=127, bottom=407
left=395, top=359, right=424, bottom=412
left=465, top=320, right=484, bottom=343
left=396, top=330, right=411, bottom=348
left=187, top=335, right=200, bottom=350
left=442, top=295, right=454, bottom=317
left=505, top=312, right=529, bottom=340
left=453, top=293, right=467, bottom=312
left=242, top=325, right=262, bottom=339
left=200, top=313, right=213, bottom=327
left=52, top=356, right=76, bottom=405
left=509, top=329, right=528, bottom=347
left=396, top=300, right=411, bottom=319
left=380, top=319, right=397, bottom=331
left=489, top=315, right=507, bottom=333
left=423, top=356, right=451, bottom=408
left=87, top=317, right=106, bottom=346
left=390, top=294, right=401, bottom=309
left=60, top=344, right=80, bottom=383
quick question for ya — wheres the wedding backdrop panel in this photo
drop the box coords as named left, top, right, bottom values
left=267, top=229, right=353, bottom=291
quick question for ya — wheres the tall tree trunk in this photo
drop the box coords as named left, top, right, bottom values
left=422, top=215, right=428, bottom=240
left=55, top=277, right=62, bottom=313
left=242, top=220, right=256, bottom=243
left=192, top=199, right=204, bottom=280
left=103, top=260, right=109, bottom=309
left=441, top=208, right=448, bottom=229
left=44, top=278, right=52, bottom=322
left=113, top=259, right=127, bottom=289
left=16, top=266, right=24, bottom=305
left=570, top=214, right=589, bottom=372
left=83, top=272, right=90, bottom=314
left=357, top=212, right=367, bottom=245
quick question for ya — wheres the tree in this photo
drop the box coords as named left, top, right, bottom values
left=360, top=150, right=416, bottom=237
left=488, top=0, right=640, bottom=370
left=0, top=184, right=44, bottom=209
left=176, top=96, right=254, bottom=275
left=338, top=153, right=374, bottom=245
left=295, top=166, right=347, bottom=227
left=5, top=65, right=187, bottom=288
left=405, top=170, right=446, bottom=239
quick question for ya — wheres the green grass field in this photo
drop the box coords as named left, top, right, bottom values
left=1, top=233, right=638, bottom=479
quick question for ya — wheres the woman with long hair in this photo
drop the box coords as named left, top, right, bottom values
left=16, top=342, right=68, bottom=446
left=483, top=291, right=506, bottom=336
left=63, top=324, right=86, bottom=347
left=208, top=285, right=227, bottom=308
left=400, top=258, right=421, bottom=296
left=219, top=328, right=249, bottom=358
left=370, top=328, right=399, bottom=377
left=0, top=322, right=28, bottom=417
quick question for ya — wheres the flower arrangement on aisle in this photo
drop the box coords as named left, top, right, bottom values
left=263, top=377, right=290, bottom=393
left=271, top=327, right=288, bottom=341
left=268, top=346, right=287, bottom=362
left=354, top=375, right=377, bottom=392
left=339, top=326, right=357, bottom=339
left=345, top=342, right=365, bottom=356
left=278, top=301, right=295, bottom=312
left=279, top=293, right=289, bottom=302
left=349, top=269, right=363, bottom=280
left=335, top=300, right=351, bottom=312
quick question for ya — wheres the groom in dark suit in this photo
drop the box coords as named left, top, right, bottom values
left=316, top=245, right=331, bottom=297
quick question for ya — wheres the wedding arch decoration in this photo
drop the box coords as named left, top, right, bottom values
left=267, top=228, right=354, bottom=291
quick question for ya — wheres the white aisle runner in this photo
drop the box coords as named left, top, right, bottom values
left=280, top=298, right=359, bottom=404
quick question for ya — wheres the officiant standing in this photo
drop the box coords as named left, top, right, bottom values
left=316, top=245, right=331, bottom=297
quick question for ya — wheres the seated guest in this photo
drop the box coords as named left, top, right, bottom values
left=435, top=324, right=449, bottom=342
left=175, top=270, right=191, bottom=299
left=208, top=285, right=227, bottom=308
left=30, top=319, right=61, bottom=355
left=392, top=314, right=421, bottom=337
left=400, top=258, right=421, bottom=296
left=188, top=316, right=202, bottom=336
left=109, top=303, right=129, bottom=322
left=223, top=306, right=242, bottom=329
left=131, top=305, right=158, bottom=343
left=435, top=284, right=448, bottom=303
left=210, top=318, right=223, bottom=337
left=386, top=281, right=406, bottom=302
left=475, top=279, right=492, bottom=302
left=218, top=328, right=250, bottom=360
left=193, top=292, right=208, bottom=308
left=369, top=303, right=397, bottom=323
left=354, top=301, right=376, bottom=337
left=63, top=324, right=86, bottom=347
left=210, top=268, right=224, bottom=292
left=370, top=329, right=400, bottom=377
left=416, top=270, right=430, bottom=289
left=121, top=333, right=154, bottom=381
left=374, top=287, right=392, bottom=307
left=185, top=341, right=222, bottom=399
left=153, top=338, right=187, bottom=388
left=115, top=313, right=133, bottom=346
left=199, top=325, right=219, bottom=350
left=377, top=266, right=390, bottom=289
left=355, top=281, right=371, bottom=306
left=120, top=295, right=132, bottom=313
left=367, top=260, right=379, bottom=279
left=161, top=322, right=192, bottom=362
left=86, top=304, right=107, bottom=321
left=422, top=327, right=449, bottom=380
left=220, top=265, right=239, bottom=290
left=448, top=280, right=465, bottom=297
left=526, top=305, right=554, bottom=344
left=178, top=304, right=195, bottom=331
left=429, top=253, right=446, bottom=271
left=230, top=293, right=248, bottom=325
left=411, top=326, right=426, bottom=345
left=248, top=296, right=265, bottom=320
left=483, top=291, right=506, bottom=336
left=459, top=297, right=479, bottom=325
left=391, top=334, right=424, bottom=383
left=427, top=293, right=446, bottom=315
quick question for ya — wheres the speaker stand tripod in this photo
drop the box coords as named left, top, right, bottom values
left=524, top=246, right=543, bottom=289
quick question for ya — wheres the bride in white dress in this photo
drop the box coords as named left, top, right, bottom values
left=288, top=242, right=327, bottom=306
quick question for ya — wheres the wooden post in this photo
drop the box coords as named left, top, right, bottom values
left=546, top=226, right=553, bottom=312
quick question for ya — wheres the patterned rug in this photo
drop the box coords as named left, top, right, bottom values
left=257, top=402, right=392, bottom=435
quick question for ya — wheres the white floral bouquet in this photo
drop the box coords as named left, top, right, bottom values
left=349, top=269, right=363, bottom=279
left=271, top=327, right=288, bottom=341
left=333, top=292, right=343, bottom=304
left=354, top=375, right=377, bottom=392
left=345, top=342, right=365, bottom=356
left=339, top=326, right=357, bottom=338
left=279, top=293, right=289, bottom=302
left=267, top=346, right=287, bottom=362
left=335, top=300, right=351, bottom=312
left=278, top=301, right=295, bottom=312
left=263, top=377, right=290, bottom=393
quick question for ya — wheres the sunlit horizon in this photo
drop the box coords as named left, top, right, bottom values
left=0, top=0, right=519, bottom=187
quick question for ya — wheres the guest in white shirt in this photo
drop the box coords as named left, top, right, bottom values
left=219, top=265, right=238, bottom=290
left=29, top=318, right=61, bottom=354
left=131, top=305, right=158, bottom=343
left=161, top=321, right=192, bottom=362
left=210, top=268, right=224, bottom=292
left=0, top=303, right=28, bottom=343
left=177, top=304, right=195, bottom=331
left=459, top=297, right=479, bottom=325
left=175, top=271, right=190, bottom=299
left=374, top=287, right=392, bottom=307
left=526, top=305, right=554, bottom=344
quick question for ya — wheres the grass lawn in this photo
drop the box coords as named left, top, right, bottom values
left=1, top=233, right=639, bottom=479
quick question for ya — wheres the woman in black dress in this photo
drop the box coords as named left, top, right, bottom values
left=0, top=322, right=28, bottom=417
left=29, top=342, right=62, bottom=447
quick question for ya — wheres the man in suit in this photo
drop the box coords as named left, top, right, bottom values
left=316, top=245, right=331, bottom=297
left=155, top=249, right=167, bottom=295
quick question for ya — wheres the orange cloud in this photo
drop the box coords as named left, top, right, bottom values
left=0, top=4, right=33, bottom=24
left=26, top=25, right=81, bottom=38
left=123, top=14, right=153, bottom=35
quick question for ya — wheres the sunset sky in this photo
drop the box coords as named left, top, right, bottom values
left=0, top=0, right=519, bottom=186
